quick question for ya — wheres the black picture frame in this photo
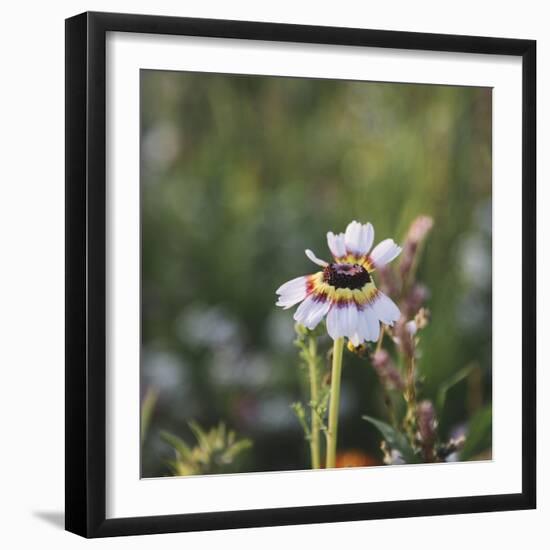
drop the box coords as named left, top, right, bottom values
left=65, top=11, right=536, bottom=538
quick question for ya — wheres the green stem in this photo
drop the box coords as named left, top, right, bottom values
left=307, top=338, right=321, bottom=469
left=375, top=325, right=385, bottom=354
left=326, top=337, right=345, bottom=468
left=403, top=355, right=418, bottom=444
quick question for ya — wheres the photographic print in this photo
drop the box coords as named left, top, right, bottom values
left=139, top=70, right=492, bottom=478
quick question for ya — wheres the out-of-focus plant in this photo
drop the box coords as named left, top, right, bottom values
left=291, top=323, right=329, bottom=469
left=360, top=216, right=442, bottom=463
left=360, top=216, right=490, bottom=464
left=141, top=387, right=159, bottom=443
left=161, top=422, right=252, bottom=476
left=140, top=72, right=493, bottom=476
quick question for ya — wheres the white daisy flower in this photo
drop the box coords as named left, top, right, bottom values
left=276, top=220, right=402, bottom=345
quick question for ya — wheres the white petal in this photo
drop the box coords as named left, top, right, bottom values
left=342, top=302, right=359, bottom=337
left=276, top=294, right=305, bottom=310
left=279, top=286, right=307, bottom=300
left=305, top=249, right=328, bottom=267
left=369, top=239, right=402, bottom=267
left=367, top=309, right=381, bottom=341
left=344, top=221, right=362, bottom=254
left=326, top=302, right=358, bottom=340
left=357, top=309, right=371, bottom=342
left=362, top=223, right=375, bottom=255
left=276, top=275, right=307, bottom=296
left=326, top=306, right=345, bottom=339
left=344, top=221, right=376, bottom=257
left=350, top=333, right=361, bottom=347
left=276, top=288, right=307, bottom=309
left=371, top=292, right=401, bottom=326
left=351, top=303, right=381, bottom=345
left=275, top=275, right=308, bottom=309
left=354, top=222, right=374, bottom=256
left=327, top=231, right=346, bottom=258
left=293, top=295, right=318, bottom=324
left=359, top=306, right=381, bottom=342
left=305, top=299, right=331, bottom=329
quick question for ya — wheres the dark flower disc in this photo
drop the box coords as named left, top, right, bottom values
left=323, top=263, right=371, bottom=290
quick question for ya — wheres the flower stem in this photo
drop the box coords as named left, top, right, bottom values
left=375, top=325, right=385, bottom=353
left=326, top=337, right=345, bottom=468
left=307, top=337, right=321, bottom=469
left=403, top=355, right=418, bottom=443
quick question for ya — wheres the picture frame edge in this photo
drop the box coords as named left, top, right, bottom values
left=65, top=11, right=537, bottom=538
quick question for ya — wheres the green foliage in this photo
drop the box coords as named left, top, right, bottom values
left=141, top=387, right=158, bottom=443
left=460, top=405, right=492, bottom=461
left=161, top=431, right=193, bottom=462
left=292, top=324, right=330, bottom=434
left=161, top=422, right=252, bottom=476
left=141, top=70, right=493, bottom=475
left=291, top=388, right=330, bottom=440
left=312, top=388, right=331, bottom=431
left=436, top=364, right=476, bottom=414
left=290, top=402, right=310, bottom=439
left=292, top=324, right=331, bottom=467
left=362, top=415, right=417, bottom=464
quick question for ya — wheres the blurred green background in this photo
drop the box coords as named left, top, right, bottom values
left=140, top=70, right=492, bottom=477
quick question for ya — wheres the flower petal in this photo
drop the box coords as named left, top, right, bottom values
left=326, top=305, right=344, bottom=339
left=344, top=221, right=362, bottom=254
left=362, top=223, right=375, bottom=255
left=293, top=295, right=318, bottom=324
left=275, top=275, right=309, bottom=309
left=369, top=239, right=402, bottom=268
left=327, top=231, right=346, bottom=259
left=345, top=221, right=376, bottom=257
left=276, top=294, right=306, bottom=309
left=343, top=302, right=358, bottom=338
left=371, top=291, right=401, bottom=325
left=362, top=305, right=381, bottom=342
left=368, top=311, right=382, bottom=342
left=326, top=302, right=358, bottom=340
left=276, top=275, right=308, bottom=296
left=305, top=249, right=328, bottom=267
left=350, top=305, right=379, bottom=345
left=354, top=311, right=367, bottom=344
left=304, top=298, right=331, bottom=329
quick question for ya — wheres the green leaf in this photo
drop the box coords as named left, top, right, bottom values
left=223, top=439, right=253, bottom=463
left=189, top=420, right=211, bottom=453
left=160, top=430, right=193, bottom=461
left=460, top=405, right=492, bottom=461
left=362, top=415, right=417, bottom=463
left=291, top=402, right=310, bottom=438
left=437, top=364, right=476, bottom=414
left=140, top=387, right=158, bottom=443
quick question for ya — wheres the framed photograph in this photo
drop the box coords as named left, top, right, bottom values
left=65, top=11, right=536, bottom=538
